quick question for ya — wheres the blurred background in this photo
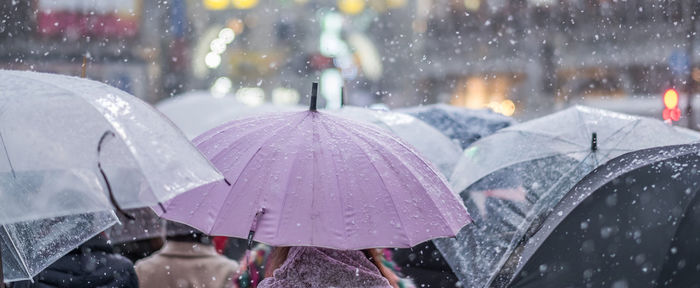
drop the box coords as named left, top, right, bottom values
left=1, top=0, right=698, bottom=124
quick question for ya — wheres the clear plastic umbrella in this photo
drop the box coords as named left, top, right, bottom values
left=2, top=211, right=118, bottom=282
left=0, top=70, right=224, bottom=225
left=156, top=92, right=304, bottom=139
left=435, top=106, right=700, bottom=288
left=331, top=106, right=463, bottom=177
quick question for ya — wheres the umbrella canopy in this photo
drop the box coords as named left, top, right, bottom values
left=508, top=143, right=700, bottom=288
left=0, top=70, right=223, bottom=224
left=158, top=94, right=471, bottom=250
left=156, top=92, right=303, bottom=139
left=105, top=208, right=165, bottom=244
left=435, top=106, right=700, bottom=288
left=399, top=104, right=515, bottom=149
left=332, top=106, right=462, bottom=177
left=2, top=211, right=117, bottom=282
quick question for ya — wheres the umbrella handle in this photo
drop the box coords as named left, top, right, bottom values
left=97, top=131, right=135, bottom=221
left=247, top=208, right=265, bottom=249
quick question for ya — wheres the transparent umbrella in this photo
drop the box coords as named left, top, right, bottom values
left=0, top=70, right=224, bottom=225
left=156, top=91, right=303, bottom=139
left=332, top=106, right=462, bottom=177
left=435, top=106, right=700, bottom=288
left=2, top=211, right=118, bottom=282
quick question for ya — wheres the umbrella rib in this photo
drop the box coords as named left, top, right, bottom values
left=331, top=121, right=414, bottom=246
left=209, top=113, right=311, bottom=238
left=319, top=118, right=352, bottom=246
left=1, top=226, right=31, bottom=280
left=202, top=116, right=300, bottom=171
left=654, top=186, right=700, bottom=284
left=334, top=115, right=445, bottom=180
left=342, top=122, right=460, bottom=235
left=0, top=132, right=15, bottom=179
left=193, top=112, right=300, bottom=145
left=271, top=129, right=311, bottom=244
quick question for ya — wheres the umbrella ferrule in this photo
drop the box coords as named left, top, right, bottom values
left=310, top=82, right=318, bottom=111
left=591, top=132, right=598, bottom=151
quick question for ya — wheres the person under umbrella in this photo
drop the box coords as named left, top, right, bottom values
left=156, top=83, right=471, bottom=287
left=9, top=233, right=138, bottom=288
left=134, top=221, right=239, bottom=288
left=0, top=70, right=223, bottom=285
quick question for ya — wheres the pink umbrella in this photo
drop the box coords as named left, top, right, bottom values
left=157, top=84, right=471, bottom=250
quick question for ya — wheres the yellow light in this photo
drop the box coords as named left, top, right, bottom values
left=664, top=89, right=679, bottom=109
left=338, top=0, right=365, bottom=15
left=464, top=0, right=480, bottom=11
left=203, top=0, right=228, bottom=10
left=500, top=99, right=515, bottom=116
left=387, top=0, right=406, bottom=9
left=232, top=0, right=258, bottom=9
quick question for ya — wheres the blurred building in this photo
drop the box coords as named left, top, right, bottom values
left=413, top=0, right=700, bottom=119
left=0, top=0, right=192, bottom=103
left=1, top=0, right=698, bottom=120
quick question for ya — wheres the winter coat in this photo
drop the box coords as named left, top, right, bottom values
left=11, top=234, right=138, bottom=288
left=134, top=241, right=239, bottom=288
left=257, top=247, right=392, bottom=288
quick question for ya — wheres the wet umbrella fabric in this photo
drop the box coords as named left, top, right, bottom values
left=399, top=104, right=515, bottom=149
left=105, top=208, right=165, bottom=244
left=156, top=92, right=303, bottom=139
left=1, top=211, right=117, bottom=282
left=388, top=106, right=512, bottom=287
left=435, top=106, right=700, bottom=288
left=508, top=143, right=700, bottom=288
left=157, top=110, right=471, bottom=250
left=0, top=70, right=223, bottom=224
left=332, top=106, right=463, bottom=177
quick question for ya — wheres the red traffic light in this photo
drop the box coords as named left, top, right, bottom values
left=664, top=88, right=679, bottom=109
left=663, top=107, right=682, bottom=122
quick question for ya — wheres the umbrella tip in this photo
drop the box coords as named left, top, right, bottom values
left=310, top=82, right=318, bottom=111
left=591, top=132, right=598, bottom=151
left=340, top=86, right=344, bottom=108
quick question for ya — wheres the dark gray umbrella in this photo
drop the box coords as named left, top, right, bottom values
left=503, top=143, right=700, bottom=288
left=398, top=104, right=515, bottom=149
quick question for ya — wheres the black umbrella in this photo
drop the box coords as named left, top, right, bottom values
left=501, top=143, right=700, bottom=288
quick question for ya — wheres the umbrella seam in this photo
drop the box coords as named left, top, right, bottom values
left=318, top=116, right=352, bottom=247
left=10, top=73, right=165, bottom=199
left=485, top=153, right=595, bottom=287
left=330, top=119, right=414, bottom=246
left=343, top=120, right=468, bottom=235
left=271, top=118, right=312, bottom=243
left=2, top=225, right=31, bottom=280
left=208, top=112, right=311, bottom=239
left=333, top=115, right=449, bottom=187
left=505, top=143, right=700, bottom=285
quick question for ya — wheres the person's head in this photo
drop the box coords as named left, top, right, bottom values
left=264, top=247, right=400, bottom=287
left=165, top=221, right=211, bottom=244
